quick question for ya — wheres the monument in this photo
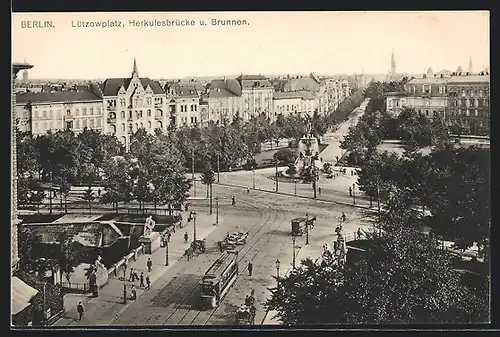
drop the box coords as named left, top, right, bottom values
left=294, top=121, right=323, bottom=177
left=138, top=215, right=161, bottom=254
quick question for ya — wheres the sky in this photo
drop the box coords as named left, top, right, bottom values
left=12, top=11, right=490, bottom=79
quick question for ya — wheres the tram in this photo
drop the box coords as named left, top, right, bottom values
left=200, top=250, right=239, bottom=309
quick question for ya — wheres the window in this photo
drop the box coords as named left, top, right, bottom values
left=82, top=108, right=87, bottom=116
left=195, top=105, right=197, bottom=112
left=191, top=117, right=194, bottom=124
left=90, top=108, right=94, bottom=115
left=97, top=118, right=101, bottom=127
left=426, top=110, right=429, bottom=116
left=43, top=110, right=47, bottom=117
left=121, top=111, right=126, bottom=118
left=462, top=90, right=466, bottom=97
left=466, top=109, right=469, bottom=117
left=82, top=119, right=87, bottom=128
left=97, top=107, right=101, bottom=114
left=120, top=98, right=126, bottom=107
left=148, top=110, right=151, bottom=116
left=140, top=122, right=143, bottom=128
left=129, top=111, right=133, bottom=119
left=129, top=123, right=133, bottom=132
left=122, top=123, right=125, bottom=131
left=135, top=123, right=138, bottom=130
left=479, top=90, right=483, bottom=97
left=136, top=111, right=140, bottom=118
left=190, top=105, right=193, bottom=112
left=146, top=97, right=152, bottom=106
left=75, top=120, right=80, bottom=129
left=89, top=119, right=94, bottom=128
left=148, top=121, right=152, bottom=129
left=49, top=110, right=53, bottom=117
left=157, top=121, right=163, bottom=129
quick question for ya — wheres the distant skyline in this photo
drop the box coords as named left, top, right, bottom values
left=13, top=11, right=489, bottom=80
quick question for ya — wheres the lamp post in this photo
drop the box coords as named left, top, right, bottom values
left=123, top=282, right=127, bottom=304
left=305, top=213, right=309, bottom=245
left=252, top=169, right=256, bottom=189
left=42, top=283, right=46, bottom=325
left=275, top=258, right=280, bottom=285
left=214, top=196, right=219, bottom=225
left=292, top=236, right=296, bottom=269
left=192, top=148, right=196, bottom=197
left=191, top=211, right=197, bottom=242
left=165, top=239, right=169, bottom=266
left=294, top=179, right=298, bottom=196
left=217, top=153, right=220, bottom=183
left=352, top=183, right=356, bottom=205
left=49, top=170, right=53, bottom=215
left=274, top=160, right=279, bottom=192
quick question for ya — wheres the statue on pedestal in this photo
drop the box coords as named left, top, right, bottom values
left=143, top=215, right=156, bottom=237
left=94, top=255, right=105, bottom=271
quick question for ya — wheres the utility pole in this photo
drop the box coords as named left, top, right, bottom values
left=312, top=169, right=317, bottom=199
left=165, top=240, right=169, bottom=266
left=252, top=169, right=255, bottom=189
left=275, top=160, right=279, bottom=192
left=192, top=148, right=196, bottom=197
left=292, top=236, right=296, bottom=269
left=217, top=153, right=220, bottom=183
left=294, top=179, right=297, bottom=196
left=123, top=283, right=127, bottom=304
left=192, top=211, right=197, bottom=242
left=215, top=197, right=219, bottom=225
left=305, top=213, right=309, bottom=245
left=49, top=171, right=53, bottom=215
left=352, top=183, right=356, bottom=205
left=377, top=182, right=381, bottom=234
left=209, top=183, right=213, bottom=215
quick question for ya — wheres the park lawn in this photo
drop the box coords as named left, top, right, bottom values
left=253, top=143, right=329, bottom=168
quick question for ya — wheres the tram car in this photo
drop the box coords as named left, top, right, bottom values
left=200, top=250, right=239, bottom=309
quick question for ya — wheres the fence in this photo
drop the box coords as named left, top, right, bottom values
left=61, top=281, right=90, bottom=293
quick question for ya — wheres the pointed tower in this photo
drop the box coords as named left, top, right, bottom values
left=390, top=49, right=396, bottom=76
left=468, top=56, right=473, bottom=74
left=131, top=57, right=139, bottom=78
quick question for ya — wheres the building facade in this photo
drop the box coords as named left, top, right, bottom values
left=237, top=75, right=274, bottom=121
left=99, top=59, right=167, bottom=149
left=385, top=92, right=408, bottom=117
left=273, top=91, right=318, bottom=117
left=207, top=79, right=243, bottom=124
left=15, top=87, right=104, bottom=135
left=445, top=74, right=490, bottom=135
left=404, top=70, right=448, bottom=120
left=165, top=82, right=201, bottom=128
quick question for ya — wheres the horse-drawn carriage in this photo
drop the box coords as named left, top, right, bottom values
left=291, top=216, right=317, bottom=236
left=184, top=239, right=206, bottom=260
left=235, top=292, right=256, bottom=324
left=217, top=232, right=248, bottom=252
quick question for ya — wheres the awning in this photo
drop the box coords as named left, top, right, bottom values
left=12, top=277, right=39, bottom=315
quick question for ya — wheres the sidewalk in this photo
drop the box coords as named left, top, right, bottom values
left=53, top=213, right=221, bottom=326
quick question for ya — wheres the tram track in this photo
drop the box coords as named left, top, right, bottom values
left=159, top=189, right=278, bottom=325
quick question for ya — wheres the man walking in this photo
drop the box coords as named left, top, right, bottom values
left=140, top=272, right=145, bottom=288
left=129, top=267, right=135, bottom=282
left=146, top=275, right=151, bottom=290
left=147, top=258, right=153, bottom=272
left=184, top=232, right=188, bottom=244
left=77, top=301, right=84, bottom=321
left=318, top=187, right=322, bottom=195
left=247, top=261, right=253, bottom=277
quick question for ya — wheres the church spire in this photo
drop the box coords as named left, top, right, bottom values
left=132, top=57, right=138, bottom=77
left=468, top=56, right=473, bottom=74
left=390, top=49, right=396, bottom=76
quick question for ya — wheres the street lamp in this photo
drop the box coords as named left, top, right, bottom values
left=274, top=160, right=279, bottom=192
left=165, top=239, right=169, bottom=266
left=191, top=211, right=197, bottom=242
left=275, top=258, right=280, bottom=285
left=292, top=236, right=296, bottom=269
left=252, top=168, right=256, bottom=189
left=192, top=148, right=196, bottom=197
left=123, top=282, right=127, bottom=304
left=305, top=213, right=309, bottom=245
left=294, top=179, right=298, bottom=196
left=215, top=197, right=219, bottom=225
left=352, top=183, right=356, bottom=205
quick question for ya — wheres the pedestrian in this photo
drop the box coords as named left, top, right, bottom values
left=351, top=170, right=354, bottom=176
left=97, top=188, right=101, bottom=197
left=349, top=187, right=352, bottom=196
left=131, top=285, right=137, bottom=300
left=184, top=232, right=188, bottom=244
left=247, top=187, right=250, bottom=193
left=147, top=258, right=152, bottom=272
left=336, top=155, right=339, bottom=162
left=318, top=187, right=322, bottom=195
left=77, top=301, right=84, bottom=321
left=146, top=275, right=151, bottom=290
left=320, top=157, right=323, bottom=162
left=357, top=228, right=362, bottom=239
left=140, top=272, right=145, bottom=288
left=128, top=267, right=135, bottom=282
left=232, top=196, right=235, bottom=206
left=247, top=261, right=253, bottom=276
left=167, top=231, right=171, bottom=243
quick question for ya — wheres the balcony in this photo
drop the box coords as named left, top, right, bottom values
left=107, top=106, right=116, bottom=111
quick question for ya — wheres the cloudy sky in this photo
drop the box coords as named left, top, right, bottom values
left=12, top=11, right=489, bottom=79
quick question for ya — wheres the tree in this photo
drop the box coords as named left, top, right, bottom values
left=59, top=179, right=71, bottom=214
left=29, top=188, right=46, bottom=213
left=100, top=157, right=134, bottom=213
left=53, top=231, right=80, bottom=284
left=18, top=227, right=44, bottom=271
left=273, top=148, right=297, bottom=166
left=200, top=163, right=216, bottom=214
left=265, top=199, right=489, bottom=324
left=80, top=186, right=95, bottom=214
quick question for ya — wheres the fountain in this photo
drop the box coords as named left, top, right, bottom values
left=292, top=121, right=323, bottom=178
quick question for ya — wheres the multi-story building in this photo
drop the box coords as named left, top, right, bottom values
left=404, top=68, right=448, bottom=120
left=15, top=85, right=104, bottom=135
left=99, top=59, right=167, bottom=149
left=273, top=91, right=318, bottom=118
left=165, top=81, right=201, bottom=128
left=237, top=75, right=274, bottom=121
left=445, top=74, right=490, bottom=135
left=207, top=78, right=243, bottom=124
left=385, top=91, right=407, bottom=116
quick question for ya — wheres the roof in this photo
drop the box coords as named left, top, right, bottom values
left=100, top=77, right=164, bottom=96
left=12, top=276, right=39, bottom=315
left=408, top=77, right=450, bottom=85
left=448, top=75, right=490, bottom=84
left=385, top=91, right=407, bottom=97
left=274, top=91, right=316, bottom=100
left=236, top=75, right=273, bottom=89
left=16, top=90, right=102, bottom=104
left=209, top=79, right=242, bottom=97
